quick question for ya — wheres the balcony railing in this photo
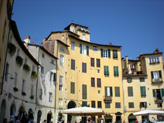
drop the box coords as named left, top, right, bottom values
left=155, top=98, right=163, bottom=103
left=104, top=96, right=112, bottom=102
left=152, top=78, right=163, bottom=84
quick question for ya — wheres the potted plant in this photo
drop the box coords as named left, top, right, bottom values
left=8, top=42, right=16, bottom=56
left=16, top=56, right=23, bottom=66
left=13, top=87, right=18, bottom=92
left=30, top=95, right=34, bottom=99
left=22, top=91, right=26, bottom=96
left=31, top=71, right=38, bottom=78
left=23, top=64, right=31, bottom=72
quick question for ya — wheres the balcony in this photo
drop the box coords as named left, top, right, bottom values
left=152, top=78, right=163, bottom=84
left=104, top=96, right=112, bottom=102
left=155, top=98, right=163, bottom=103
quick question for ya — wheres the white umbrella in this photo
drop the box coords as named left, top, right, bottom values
left=62, top=107, right=106, bottom=116
left=133, top=110, right=164, bottom=116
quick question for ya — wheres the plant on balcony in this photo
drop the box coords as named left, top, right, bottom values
left=31, top=71, right=38, bottom=78
left=16, top=56, right=23, bottom=66
left=13, top=87, right=18, bottom=92
left=30, top=95, right=34, bottom=99
left=23, top=64, right=31, bottom=72
left=8, top=42, right=16, bottom=56
left=22, top=92, right=26, bottom=96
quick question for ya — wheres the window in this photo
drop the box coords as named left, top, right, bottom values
left=157, top=103, right=162, bottom=108
left=151, top=71, right=162, bottom=82
left=129, top=102, right=134, bottom=108
left=82, top=63, right=87, bottom=73
left=127, top=78, right=132, bottom=83
left=96, top=59, right=100, bottom=67
left=115, top=87, right=120, bottom=97
left=41, top=66, right=44, bottom=74
left=98, top=101, right=102, bottom=108
left=71, top=41, right=75, bottom=51
left=82, top=85, right=87, bottom=99
left=14, top=72, right=17, bottom=87
left=59, top=76, right=63, bottom=84
left=59, top=98, right=63, bottom=106
left=22, top=79, right=26, bottom=92
left=114, top=66, right=119, bottom=77
left=50, top=59, right=54, bottom=64
left=97, top=69, right=100, bottom=73
left=60, top=55, right=64, bottom=66
left=153, top=89, right=164, bottom=100
left=91, top=101, right=95, bottom=108
left=113, top=50, right=118, bottom=59
left=62, top=35, right=64, bottom=39
left=98, top=90, right=100, bottom=94
left=71, top=82, right=75, bottom=94
left=140, top=78, right=145, bottom=82
left=101, top=49, right=110, bottom=58
left=53, top=73, right=56, bottom=82
left=5, top=63, right=9, bottom=82
left=104, top=66, right=109, bottom=76
left=49, top=92, right=52, bottom=102
left=60, top=46, right=64, bottom=52
left=115, top=102, right=121, bottom=108
left=71, top=59, right=75, bottom=70
left=149, top=56, right=159, bottom=64
left=59, top=85, right=63, bottom=91
left=82, top=101, right=87, bottom=107
left=128, top=87, right=133, bottom=97
left=140, top=102, right=147, bottom=108
left=91, top=58, right=94, bottom=67
left=82, top=34, right=86, bottom=40
left=105, top=102, right=110, bottom=108
left=105, top=87, right=113, bottom=96
left=91, top=78, right=95, bottom=87
left=42, top=53, right=44, bottom=58
left=80, top=44, right=89, bottom=55
left=93, top=46, right=97, bottom=52
left=39, top=89, right=42, bottom=100
left=97, top=78, right=101, bottom=88
left=31, top=84, right=34, bottom=96
left=140, top=86, right=146, bottom=97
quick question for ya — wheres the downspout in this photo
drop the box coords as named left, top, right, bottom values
left=122, top=77, right=126, bottom=122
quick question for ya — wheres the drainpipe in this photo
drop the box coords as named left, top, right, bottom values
left=122, top=77, right=126, bottom=122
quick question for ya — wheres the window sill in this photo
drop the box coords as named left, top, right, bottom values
left=149, top=62, right=160, bottom=65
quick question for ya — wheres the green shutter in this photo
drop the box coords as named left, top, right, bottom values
left=107, top=66, right=109, bottom=75
left=108, top=49, right=110, bottom=58
left=151, top=72, right=154, bottom=79
left=80, top=44, right=82, bottom=54
left=104, top=66, right=106, bottom=75
left=105, top=87, right=107, bottom=96
left=162, top=89, right=164, bottom=97
left=86, top=46, right=89, bottom=55
left=140, top=86, right=146, bottom=96
left=101, top=49, right=103, bottom=57
left=145, top=102, right=147, bottom=108
left=159, top=71, right=162, bottom=78
left=110, top=87, right=113, bottom=96
left=153, top=89, right=156, bottom=97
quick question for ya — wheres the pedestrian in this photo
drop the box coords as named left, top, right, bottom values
left=15, top=116, right=21, bottom=123
left=43, top=120, right=47, bottom=123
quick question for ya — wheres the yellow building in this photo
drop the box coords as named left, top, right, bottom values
left=43, top=22, right=124, bottom=123
left=122, top=49, right=164, bottom=122
left=0, top=0, right=14, bottom=95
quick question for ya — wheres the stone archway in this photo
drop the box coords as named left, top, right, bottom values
left=18, top=104, right=25, bottom=120
left=28, top=108, right=34, bottom=122
left=47, top=111, right=52, bottom=123
left=0, top=99, right=6, bottom=123
left=10, top=103, right=16, bottom=122
left=37, top=110, right=42, bottom=123
left=128, top=113, right=137, bottom=123
left=67, top=101, right=76, bottom=123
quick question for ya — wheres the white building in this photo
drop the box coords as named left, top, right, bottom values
left=0, top=20, right=40, bottom=122
left=27, top=43, right=57, bottom=123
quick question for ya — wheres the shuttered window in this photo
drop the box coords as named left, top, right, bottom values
left=82, top=101, right=87, bottom=107
left=98, top=101, right=102, bottom=108
left=91, top=101, right=95, bottom=108
left=96, top=59, right=100, bottom=67
left=129, top=102, right=134, bottom=108
left=71, top=59, right=75, bottom=70
left=115, top=102, right=121, bottom=108
left=140, top=86, right=146, bottom=96
left=82, top=85, right=87, bottom=99
left=80, top=44, right=89, bottom=55
left=105, top=87, right=113, bottom=96
left=128, top=87, right=133, bottom=97
left=113, top=50, right=118, bottom=59
left=91, top=58, right=94, bottom=67
left=105, top=102, right=110, bottom=108
left=115, top=87, right=120, bottom=97
left=104, top=66, right=109, bottom=76
left=97, top=78, right=101, bottom=88
left=71, top=82, right=75, bottom=94
left=82, top=63, right=87, bottom=73
left=101, top=49, right=110, bottom=58
left=114, top=66, right=119, bottom=77
left=91, top=78, right=95, bottom=87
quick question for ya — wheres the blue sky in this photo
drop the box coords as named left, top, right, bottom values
left=12, top=0, right=164, bottom=59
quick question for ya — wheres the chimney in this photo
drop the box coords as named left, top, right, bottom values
left=154, top=48, right=159, bottom=53
left=42, top=37, right=46, bottom=44
left=109, top=42, right=112, bottom=45
left=24, top=36, right=30, bottom=44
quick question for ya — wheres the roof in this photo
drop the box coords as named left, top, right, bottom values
left=64, top=23, right=88, bottom=30
left=46, top=40, right=69, bottom=47
left=69, top=34, right=122, bottom=48
left=27, top=44, right=58, bottom=59
left=10, top=20, right=40, bottom=65
left=46, top=31, right=79, bottom=40
left=140, top=52, right=163, bottom=57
